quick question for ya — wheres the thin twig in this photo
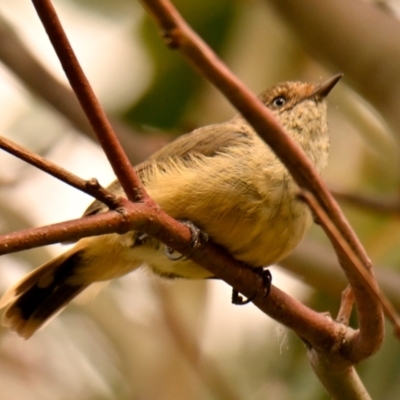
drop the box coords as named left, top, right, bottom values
left=332, top=189, right=400, bottom=214
left=31, top=0, right=148, bottom=203
left=337, top=286, right=355, bottom=325
left=300, top=190, right=400, bottom=348
left=0, top=135, right=121, bottom=210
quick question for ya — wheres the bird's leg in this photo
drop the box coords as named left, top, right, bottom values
left=232, top=268, right=272, bottom=305
left=165, top=220, right=208, bottom=261
left=135, top=232, right=149, bottom=245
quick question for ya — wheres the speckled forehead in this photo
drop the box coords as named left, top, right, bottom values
left=258, top=81, right=317, bottom=104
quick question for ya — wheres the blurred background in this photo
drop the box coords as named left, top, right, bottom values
left=0, top=0, right=400, bottom=399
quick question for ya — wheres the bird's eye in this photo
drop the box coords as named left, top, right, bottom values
left=272, top=96, right=286, bottom=108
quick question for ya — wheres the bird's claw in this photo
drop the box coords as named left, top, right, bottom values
left=232, top=269, right=272, bottom=305
left=165, top=220, right=208, bottom=261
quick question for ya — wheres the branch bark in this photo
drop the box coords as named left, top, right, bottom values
left=0, top=135, right=120, bottom=209
left=31, top=0, right=148, bottom=203
left=309, top=350, right=372, bottom=400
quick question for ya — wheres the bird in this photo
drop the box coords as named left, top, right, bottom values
left=0, top=74, right=341, bottom=339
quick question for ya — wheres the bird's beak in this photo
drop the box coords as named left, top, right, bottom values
left=311, top=73, right=343, bottom=99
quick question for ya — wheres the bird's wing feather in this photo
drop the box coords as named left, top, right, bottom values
left=83, top=122, right=251, bottom=217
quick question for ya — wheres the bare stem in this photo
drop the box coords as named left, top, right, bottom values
left=299, top=190, right=391, bottom=360
left=0, top=135, right=121, bottom=210
left=332, top=189, right=400, bottom=214
left=30, top=0, right=148, bottom=203
left=337, top=286, right=355, bottom=325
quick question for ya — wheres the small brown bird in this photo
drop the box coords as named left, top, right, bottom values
left=0, top=75, right=341, bottom=339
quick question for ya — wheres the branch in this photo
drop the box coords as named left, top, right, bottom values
left=281, top=239, right=400, bottom=313
left=299, top=191, right=397, bottom=352
left=332, top=189, right=400, bottom=215
left=0, top=190, right=344, bottom=354
left=0, top=211, right=130, bottom=255
left=0, top=140, right=343, bottom=355
left=309, top=351, right=372, bottom=400
left=31, top=0, right=148, bottom=202
left=1, top=132, right=337, bottom=351
left=139, top=0, right=384, bottom=358
left=0, top=135, right=120, bottom=210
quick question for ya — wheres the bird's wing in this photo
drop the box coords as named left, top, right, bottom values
left=83, top=121, right=251, bottom=217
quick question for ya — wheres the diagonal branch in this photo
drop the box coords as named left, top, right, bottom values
left=332, top=189, right=400, bottom=215
left=0, top=135, right=121, bottom=210
left=299, top=191, right=397, bottom=351
left=139, top=0, right=384, bottom=359
left=31, top=0, right=148, bottom=203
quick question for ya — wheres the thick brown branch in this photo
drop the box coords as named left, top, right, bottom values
left=0, top=197, right=342, bottom=352
left=0, top=199, right=195, bottom=257
left=309, top=351, right=372, bottom=400
left=0, top=211, right=127, bottom=255
left=31, top=0, right=148, bottom=203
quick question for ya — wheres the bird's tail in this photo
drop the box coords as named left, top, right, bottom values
left=0, top=247, right=89, bottom=339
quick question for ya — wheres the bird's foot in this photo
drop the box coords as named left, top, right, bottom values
left=232, top=268, right=272, bottom=305
left=135, top=232, right=149, bottom=245
left=165, top=220, right=208, bottom=261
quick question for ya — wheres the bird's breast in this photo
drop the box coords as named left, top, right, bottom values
left=142, top=147, right=311, bottom=272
